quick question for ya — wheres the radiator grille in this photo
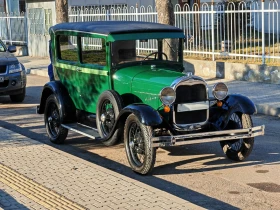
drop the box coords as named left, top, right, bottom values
left=174, top=109, right=207, bottom=124
left=173, top=83, right=208, bottom=126
left=0, top=80, right=9, bottom=88
left=0, top=65, right=7, bottom=74
left=175, top=84, right=207, bottom=104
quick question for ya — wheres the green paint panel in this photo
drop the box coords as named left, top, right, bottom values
left=113, top=65, right=184, bottom=109
left=56, top=65, right=109, bottom=113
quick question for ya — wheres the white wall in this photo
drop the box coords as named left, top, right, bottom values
left=26, top=0, right=56, bottom=57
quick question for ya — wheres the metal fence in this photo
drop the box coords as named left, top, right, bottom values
left=0, top=12, right=27, bottom=45
left=69, top=1, right=280, bottom=64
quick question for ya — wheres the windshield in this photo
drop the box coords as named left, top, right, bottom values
left=0, top=40, right=5, bottom=52
left=111, top=38, right=182, bottom=66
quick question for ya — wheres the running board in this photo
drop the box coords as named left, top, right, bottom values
left=61, top=123, right=100, bottom=139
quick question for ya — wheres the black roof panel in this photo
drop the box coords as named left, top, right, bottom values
left=50, top=21, right=183, bottom=35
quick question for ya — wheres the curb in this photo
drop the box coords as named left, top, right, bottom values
left=27, top=68, right=49, bottom=77
left=256, top=104, right=280, bottom=118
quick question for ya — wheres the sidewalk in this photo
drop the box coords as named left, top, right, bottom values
left=18, top=56, right=280, bottom=118
left=0, top=127, right=203, bottom=210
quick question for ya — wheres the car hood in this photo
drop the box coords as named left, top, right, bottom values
left=114, top=65, right=184, bottom=109
left=0, top=52, right=18, bottom=65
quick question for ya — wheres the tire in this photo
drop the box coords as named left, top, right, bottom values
left=96, top=90, right=123, bottom=146
left=44, top=94, right=68, bottom=144
left=124, top=114, right=156, bottom=175
left=220, top=113, right=254, bottom=161
left=10, top=87, right=26, bottom=102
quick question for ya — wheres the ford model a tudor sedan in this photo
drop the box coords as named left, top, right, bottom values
left=37, top=21, right=264, bottom=174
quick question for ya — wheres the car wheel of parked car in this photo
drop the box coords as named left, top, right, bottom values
left=220, top=113, right=254, bottom=161
left=44, top=94, right=68, bottom=144
left=124, top=113, right=156, bottom=175
left=96, top=90, right=123, bottom=146
left=10, top=87, right=26, bottom=102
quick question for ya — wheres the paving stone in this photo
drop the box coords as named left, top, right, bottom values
left=0, top=127, right=203, bottom=209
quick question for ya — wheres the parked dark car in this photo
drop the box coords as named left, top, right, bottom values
left=0, top=39, right=26, bottom=102
left=37, top=21, right=264, bottom=174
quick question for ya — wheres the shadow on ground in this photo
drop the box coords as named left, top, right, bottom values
left=0, top=190, right=29, bottom=209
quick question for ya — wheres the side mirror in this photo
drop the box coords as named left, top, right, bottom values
left=8, top=45, right=17, bottom=53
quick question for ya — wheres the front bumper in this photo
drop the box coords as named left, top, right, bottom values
left=152, top=125, right=265, bottom=147
left=0, top=71, right=26, bottom=96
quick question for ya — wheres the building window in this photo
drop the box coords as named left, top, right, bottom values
left=28, top=8, right=44, bottom=35
left=44, top=9, right=52, bottom=34
left=19, top=0, right=26, bottom=12
left=28, top=8, right=52, bottom=35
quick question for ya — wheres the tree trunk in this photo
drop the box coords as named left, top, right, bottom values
left=155, top=0, right=177, bottom=61
left=56, top=0, right=68, bottom=24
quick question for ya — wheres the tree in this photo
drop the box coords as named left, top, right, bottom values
left=56, top=0, right=68, bottom=24
left=155, top=0, right=177, bottom=61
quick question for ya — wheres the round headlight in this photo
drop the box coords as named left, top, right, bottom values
left=160, top=87, right=176, bottom=105
left=212, top=82, right=228, bottom=100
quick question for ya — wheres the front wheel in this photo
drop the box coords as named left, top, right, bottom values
left=44, top=94, right=68, bottom=144
left=124, top=114, right=156, bottom=175
left=220, top=113, right=254, bottom=161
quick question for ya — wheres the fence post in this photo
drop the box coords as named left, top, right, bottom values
left=136, top=3, right=139, bottom=21
left=211, top=1, right=215, bottom=61
left=262, top=0, right=265, bottom=64
left=136, top=3, right=139, bottom=55
left=106, top=9, right=110, bottom=21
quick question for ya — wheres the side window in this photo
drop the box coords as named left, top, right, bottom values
left=81, top=37, right=106, bottom=66
left=58, top=35, right=78, bottom=62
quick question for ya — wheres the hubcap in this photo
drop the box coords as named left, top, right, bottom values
left=100, top=114, right=106, bottom=123
left=46, top=102, right=60, bottom=138
left=100, top=100, right=115, bottom=136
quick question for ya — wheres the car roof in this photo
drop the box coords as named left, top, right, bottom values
left=50, top=21, right=184, bottom=35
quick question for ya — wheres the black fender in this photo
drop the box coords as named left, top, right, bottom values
left=37, top=81, right=76, bottom=123
left=97, top=104, right=162, bottom=142
left=210, top=94, right=256, bottom=130
left=117, top=104, right=163, bottom=126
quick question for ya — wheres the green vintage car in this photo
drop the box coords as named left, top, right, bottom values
left=37, top=21, right=264, bottom=174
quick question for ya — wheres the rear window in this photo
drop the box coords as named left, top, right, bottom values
left=58, top=35, right=78, bottom=62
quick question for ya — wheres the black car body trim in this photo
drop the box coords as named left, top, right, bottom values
left=209, top=94, right=257, bottom=130
left=118, top=104, right=163, bottom=126
left=37, top=81, right=76, bottom=123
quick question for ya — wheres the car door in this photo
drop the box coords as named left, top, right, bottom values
left=77, top=35, right=110, bottom=113
left=55, top=33, right=110, bottom=113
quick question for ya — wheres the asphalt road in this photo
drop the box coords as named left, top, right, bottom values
left=0, top=74, right=279, bottom=210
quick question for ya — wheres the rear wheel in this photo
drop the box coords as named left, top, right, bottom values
left=44, top=94, right=68, bottom=144
left=220, top=113, right=254, bottom=161
left=124, top=114, right=156, bottom=175
left=10, top=87, right=26, bottom=102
